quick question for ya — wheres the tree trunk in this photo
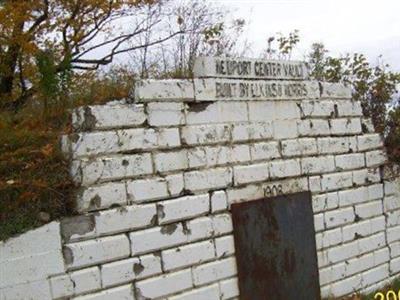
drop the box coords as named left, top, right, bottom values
left=0, top=21, right=24, bottom=105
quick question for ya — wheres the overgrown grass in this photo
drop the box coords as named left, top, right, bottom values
left=0, top=68, right=134, bottom=241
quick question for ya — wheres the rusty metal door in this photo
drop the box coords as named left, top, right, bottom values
left=231, top=191, right=321, bottom=300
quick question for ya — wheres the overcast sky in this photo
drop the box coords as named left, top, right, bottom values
left=209, top=0, right=400, bottom=70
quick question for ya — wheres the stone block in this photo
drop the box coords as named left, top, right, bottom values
left=192, top=257, right=237, bottom=286
left=357, top=134, right=383, bottom=151
left=181, top=124, right=231, bottom=145
left=366, top=150, right=387, bottom=167
left=94, top=203, right=156, bottom=235
left=298, top=119, right=330, bottom=137
left=233, top=163, right=269, bottom=185
left=281, top=138, right=318, bottom=157
left=231, top=122, right=273, bottom=141
left=248, top=101, right=300, bottom=121
left=269, top=159, right=301, bottom=179
left=73, top=284, right=134, bottom=300
left=320, top=82, right=352, bottom=99
left=154, top=150, right=188, bottom=173
left=336, top=101, right=363, bottom=117
left=101, top=254, right=162, bottom=287
left=330, top=118, right=362, bottom=135
left=301, top=155, right=335, bottom=175
left=134, top=79, right=194, bottom=102
left=325, top=207, right=355, bottom=228
left=184, top=167, right=233, bottom=192
left=215, top=235, right=235, bottom=258
left=157, top=194, right=210, bottom=224
left=250, top=141, right=280, bottom=161
left=220, top=277, right=239, bottom=300
left=135, top=269, right=192, bottom=299
left=168, top=284, right=220, bottom=300
left=147, top=102, right=185, bottom=126
left=64, top=235, right=130, bottom=269
left=72, top=104, right=146, bottom=131
left=186, top=101, right=248, bottom=124
left=335, top=153, right=365, bottom=171
left=162, top=240, right=215, bottom=271
left=211, top=191, right=228, bottom=213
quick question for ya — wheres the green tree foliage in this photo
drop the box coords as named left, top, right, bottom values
left=264, top=31, right=400, bottom=165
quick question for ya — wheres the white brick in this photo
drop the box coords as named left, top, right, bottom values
left=330, top=118, right=362, bottom=135
left=135, top=79, right=194, bottom=102
left=321, top=171, right=353, bottom=191
left=384, top=195, right=400, bottom=212
left=273, top=120, right=298, bottom=139
left=232, top=122, right=273, bottom=141
left=320, top=82, right=352, bottom=99
left=384, top=179, right=399, bottom=195
left=338, top=186, right=368, bottom=206
left=72, top=104, right=146, bottom=130
left=298, top=119, right=330, bottom=136
left=357, top=134, right=383, bottom=151
left=358, top=232, right=386, bottom=254
left=70, top=128, right=180, bottom=158
left=231, top=145, right=251, bottom=163
left=147, top=102, right=184, bottom=126
left=211, top=191, right=228, bottom=213
left=77, top=182, right=127, bottom=212
left=314, top=214, right=325, bottom=232
left=355, top=200, right=383, bottom=219
left=345, top=253, right=374, bottom=277
left=78, top=153, right=153, bottom=185
left=154, top=150, right=188, bottom=172
left=186, top=217, right=214, bottom=242
left=0, top=280, right=52, bottom=300
left=95, top=203, right=157, bottom=235
left=390, top=256, right=400, bottom=274
left=101, top=254, right=162, bottom=287
left=192, top=257, right=237, bottom=286
left=187, top=146, right=230, bottom=168
left=212, top=214, right=233, bottom=236
left=318, top=263, right=346, bottom=285
left=73, top=284, right=134, bottom=300
left=130, top=223, right=187, bottom=255
left=186, top=102, right=247, bottom=124
left=166, top=173, right=185, bottom=196
left=335, top=153, right=365, bottom=170
left=321, top=228, right=342, bottom=248
left=301, top=156, right=335, bottom=175
left=336, top=101, right=363, bottom=117
left=184, top=168, right=232, bottom=191
left=325, top=207, right=355, bottom=228
left=168, top=284, right=220, bottom=300
left=329, top=274, right=362, bottom=297
left=127, top=178, right=168, bottom=203
left=368, top=183, right=384, bottom=200
left=367, top=167, right=382, bottom=183
left=309, top=176, right=322, bottom=193
left=0, top=221, right=61, bottom=262
left=387, top=226, right=400, bottom=243
left=312, top=192, right=339, bottom=213
left=366, top=150, right=387, bottom=167
left=181, top=124, right=231, bottom=145
left=250, top=141, right=280, bottom=160
left=269, top=159, right=301, bottom=179
left=281, top=138, right=317, bottom=157
left=135, top=269, right=192, bottom=299
left=158, top=194, right=210, bottom=224
left=249, top=101, right=300, bottom=121
left=342, top=220, right=374, bottom=242
left=219, top=278, right=239, bottom=300
left=64, top=235, right=130, bottom=269
left=362, top=264, right=389, bottom=287
left=162, top=240, right=215, bottom=271
left=300, top=100, right=334, bottom=117
left=215, top=235, right=235, bottom=258
left=374, top=248, right=390, bottom=266
left=226, top=184, right=264, bottom=205
left=233, top=163, right=269, bottom=185
left=70, top=267, right=101, bottom=295
left=352, top=168, right=368, bottom=185
left=50, top=275, right=74, bottom=299
left=390, top=242, right=400, bottom=258
left=317, top=137, right=357, bottom=154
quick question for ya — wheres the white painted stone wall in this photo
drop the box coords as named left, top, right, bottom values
left=1, top=57, right=399, bottom=299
